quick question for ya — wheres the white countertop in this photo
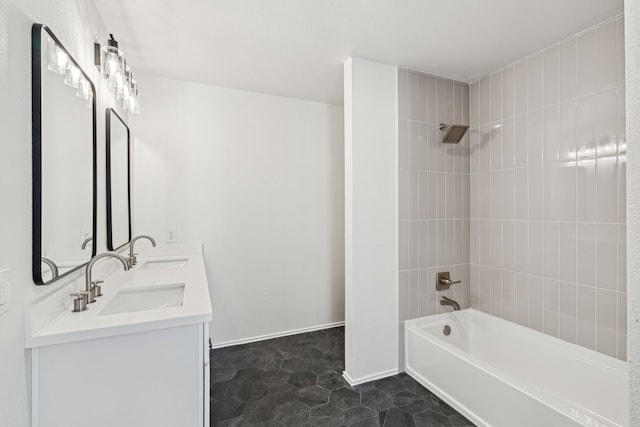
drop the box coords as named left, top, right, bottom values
left=25, top=246, right=212, bottom=348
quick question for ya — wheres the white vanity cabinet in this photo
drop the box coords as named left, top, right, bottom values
left=25, top=246, right=212, bottom=427
left=31, top=322, right=210, bottom=427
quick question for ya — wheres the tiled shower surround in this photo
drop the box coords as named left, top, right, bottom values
left=398, top=70, right=471, bottom=321
left=469, top=15, right=627, bottom=360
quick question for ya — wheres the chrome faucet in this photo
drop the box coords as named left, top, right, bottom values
left=127, top=235, right=157, bottom=268
left=81, top=237, right=93, bottom=249
left=84, top=253, right=129, bottom=304
left=440, top=296, right=461, bottom=311
left=41, top=257, right=59, bottom=279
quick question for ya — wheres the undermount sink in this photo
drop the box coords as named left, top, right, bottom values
left=139, top=258, right=189, bottom=270
left=98, top=283, right=185, bottom=316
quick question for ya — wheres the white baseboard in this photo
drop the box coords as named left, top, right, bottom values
left=342, top=368, right=399, bottom=386
left=211, top=321, right=345, bottom=349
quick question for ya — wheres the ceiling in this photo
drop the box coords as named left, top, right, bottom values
left=93, top=0, right=624, bottom=105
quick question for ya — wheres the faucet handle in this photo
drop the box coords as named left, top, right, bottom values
left=436, top=272, right=461, bottom=291
left=70, top=291, right=90, bottom=312
left=92, top=280, right=104, bottom=297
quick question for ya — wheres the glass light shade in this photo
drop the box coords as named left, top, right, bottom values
left=64, top=66, right=82, bottom=88
left=47, top=39, right=70, bottom=75
left=76, top=78, right=91, bottom=100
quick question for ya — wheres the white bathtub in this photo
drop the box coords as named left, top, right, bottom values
left=405, top=309, right=628, bottom=427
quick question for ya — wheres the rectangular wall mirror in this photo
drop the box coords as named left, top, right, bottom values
left=106, top=108, right=132, bottom=251
left=32, top=24, right=97, bottom=285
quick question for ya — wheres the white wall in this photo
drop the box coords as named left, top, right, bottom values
left=625, top=0, right=640, bottom=423
left=343, top=57, right=398, bottom=385
left=130, top=75, right=345, bottom=347
left=0, top=1, right=118, bottom=425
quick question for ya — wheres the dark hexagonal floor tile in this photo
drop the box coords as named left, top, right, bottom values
left=379, top=407, right=415, bottom=426
left=344, top=405, right=377, bottom=425
left=237, top=381, right=268, bottom=402
left=360, top=389, right=393, bottom=412
left=211, top=396, right=246, bottom=422
left=318, top=372, right=348, bottom=391
left=330, top=387, right=361, bottom=409
left=299, top=385, right=331, bottom=407
left=289, top=370, right=318, bottom=388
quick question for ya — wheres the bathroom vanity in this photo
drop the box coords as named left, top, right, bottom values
left=25, top=245, right=212, bottom=427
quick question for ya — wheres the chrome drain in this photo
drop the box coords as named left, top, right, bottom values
left=443, top=325, right=451, bottom=336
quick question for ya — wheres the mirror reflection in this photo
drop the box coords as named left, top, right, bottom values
left=32, top=24, right=96, bottom=285
left=106, top=108, right=132, bottom=250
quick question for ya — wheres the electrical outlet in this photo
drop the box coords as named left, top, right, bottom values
left=167, top=227, right=177, bottom=243
left=0, top=268, right=11, bottom=316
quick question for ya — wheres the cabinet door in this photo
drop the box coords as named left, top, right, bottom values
left=36, top=325, right=201, bottom=427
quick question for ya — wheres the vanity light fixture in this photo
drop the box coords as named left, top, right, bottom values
left=94, top=34, right=141, bottom=114
left=45, top=35, right=93, bottom=102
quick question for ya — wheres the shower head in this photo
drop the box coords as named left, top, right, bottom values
left=439, top=123, right=469, bottom=144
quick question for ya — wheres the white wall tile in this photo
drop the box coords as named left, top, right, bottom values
left=596, top=224, right=617, bottom=291
left=559, top=39, right=577, bottom=103
left=408, top=220, right=418, bottom=269
left=408, top=121, right=418, bottom=170
left=558, top=281, right=577, bottom=343
left=479, top=220, right=490, bottom=266
left=596, top=20, right=617, bottom=93
left=618, top=224, right=626, bottom=293
left=596, top=289, right=617, bottom=357
left=514, top=115, right=528, bottom=168
left=559, top=101, right=577, bottom=163
left=576, top=158, right=597, bottom=222
left=491, top=72, right=502, bottom=123
left=514, top=168, right=528, bottom=220
left=502, top=66, right=515, bottom=120
left=577, top=284, right=596, bottom=350
left=479, top=76, right=490, bottom=126
left=418, top=220, right=428, bottom=269
left=398, top=69, right=408, bottom=120
left=529, top=222, right=544, bottom=276
left=514, top=59, right=528, bottom=116
left=529, top=276, right=544, bottom=331
left=617, top=292, right=627, bottom=360
left=502, top=119, right=515, bottom=169
left=427, top=75, right=437, bottom=124
left=514, top=273, right=529, bottom=326
left=503, top=271, right=515, bottom=321
left=543, top=106, right=559, bottom=165
left=557, top=163, right=577, bottom=222
left=528, top=110, right=543, bottom=166
left=490, top=171, right=502, bottom=219
left=408, top=269, right=419, bottom=319
left=502, top=220, right=515, bottom=271
left=408, top=71, right=418, bottom=121
left=558, top=223, right=577, bottom=283
left=528, top=53, right=543, bottom=111
left=479, top=126, right=491, bottom=172
left=596, top=89, right=618, bottom=156
left=399, top=220, right=409, bottom=270
left=528, top=165, right=544, bottom=220
left=417, top=74, right=428, bottom=122
left=544, top=164, right=558, bottom=221
left=597, top=156, right=618, bottom=223
left=490, top=268, right=503, bottom=317
left=543, top=46, right=559, bottom=107
left=544, top=222, right=559, bottom=279
left=399, top=271, right=408, bottom=320
left=490, top=125, right=503, bottom=171
left=417, top=171, right=428, bottom=219
left=502, top=169, right=515, bottom=220
left=491, top=220, right=502, bottom=269
left=616, top=18, right=625, bottom=88
left=543, top=279, right=559, bottom=336
left=416, top=122, right=428, bottom=171
left=577, top=223, right=596, bottom=287
left=514, top=221, right=529, bottom=273
left=577, top=30, right=596, bottom=97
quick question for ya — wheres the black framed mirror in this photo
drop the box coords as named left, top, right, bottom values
left=106, top=108, right=132, bottom=251
left=32, top=24, right=97, bottom=285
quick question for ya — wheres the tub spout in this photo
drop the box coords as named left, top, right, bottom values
left=440, top=296, right=460, bottom=311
